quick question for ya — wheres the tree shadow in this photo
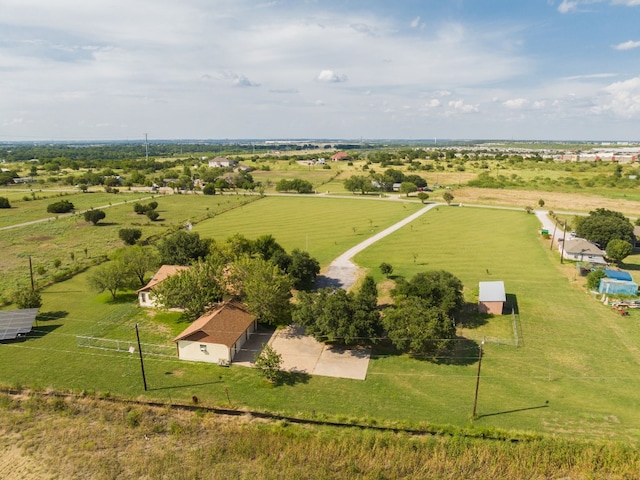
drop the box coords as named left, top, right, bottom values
left=108, top=293, right=138, bottom=304
left=431, top=337, right=482, bottom=366
left=459, top=304, right=490, bottom=329
left=36, top=310, right=68, bottom=322
left=97, top=222, right=118, bottom=227
left=275, top=370, right=311, bottom=386
left=314, top=275, right=343, bottom=289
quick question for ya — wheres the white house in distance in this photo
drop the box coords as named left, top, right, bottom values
left=559, top=238, right=607, bottom=265
left=137, top=265, right=189, bottom=308
left=173, top=300, right=257, bottom=365
left=478, top=281, right=506, bottom=315
left=208, top=157, right=237, bottom=168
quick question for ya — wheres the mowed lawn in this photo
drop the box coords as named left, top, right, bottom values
left=356, top=205, right=640, bottom=441
left=2, top=199, right=640, bottom=442
left=194, top=195, right=424, bottom=266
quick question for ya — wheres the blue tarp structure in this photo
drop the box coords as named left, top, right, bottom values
left=599, top=278, right=639, bottom=296
left=604, top=269, right=633, bottom=281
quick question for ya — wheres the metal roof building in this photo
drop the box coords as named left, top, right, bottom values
left=478, top=281, right=506, bottom=315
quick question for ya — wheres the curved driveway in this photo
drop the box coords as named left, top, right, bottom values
left=317, top=202, right=440, bottom=290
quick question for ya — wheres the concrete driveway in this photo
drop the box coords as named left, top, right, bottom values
left=234, top=326, right=370, bottom=381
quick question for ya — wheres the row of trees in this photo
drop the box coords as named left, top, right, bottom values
left=574, top=208, right=635, bottom=264
left=293, top=270, right=464, bottom=357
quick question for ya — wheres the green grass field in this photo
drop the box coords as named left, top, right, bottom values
left=3, top=196, right=640, bottom=443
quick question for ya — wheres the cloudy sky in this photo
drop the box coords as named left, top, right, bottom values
left=2, top=0, right=640, bottom=141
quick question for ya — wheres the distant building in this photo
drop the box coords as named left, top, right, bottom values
left=208, top=157, right=237, bottom=168
left=331, top=152, right=349, bottom=162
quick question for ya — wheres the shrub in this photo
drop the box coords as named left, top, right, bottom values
left=12, top=287, right=42, bottom=309
left=0, top=197, right=10, bottom=209
left=203, top=184, right=216, bottom=195
left=84, top=209, right=106, bottom=225
left=119, top=228, right=142, bottom=245
left=146, top=210, right=159, bottom=221
left=47, top=200, right=74, bottom=213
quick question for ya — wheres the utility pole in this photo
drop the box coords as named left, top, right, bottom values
left=560, top=221, right=567, bottom=264
left=135, top=323, right=148, bottom=391
left=472, top=339, right=485, bottom=418
left=28, top=255, right=34, bottom=291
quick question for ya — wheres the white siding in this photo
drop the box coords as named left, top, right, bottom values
left=178, top=340, right=230, bottom=364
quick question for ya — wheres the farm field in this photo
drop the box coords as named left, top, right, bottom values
left=2, top=196, right=640, bottom=443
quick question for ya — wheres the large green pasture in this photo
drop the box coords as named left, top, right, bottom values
left=2, top=198, right=640, bottom=442
left=194, top=195, right=424, bottom=266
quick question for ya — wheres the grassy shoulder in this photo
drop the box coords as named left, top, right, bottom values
left=1, top=392, right=638, bottom=479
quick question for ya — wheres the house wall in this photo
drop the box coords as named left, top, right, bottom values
left=479, top=301, right=504, bottom=315
left=178, top=340, right=230, bottom=364
left=138, top=291, right=157, bottom=308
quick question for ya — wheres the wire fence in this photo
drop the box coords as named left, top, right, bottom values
left=76, top=335, right=175, bottom=357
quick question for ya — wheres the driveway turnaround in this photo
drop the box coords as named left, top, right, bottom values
left=269, top=326, right=370, bottom=380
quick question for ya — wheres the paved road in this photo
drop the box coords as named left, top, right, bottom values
left=316, top=202, right=440, bottom=290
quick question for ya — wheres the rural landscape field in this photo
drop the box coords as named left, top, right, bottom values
left=2, top=141, right=640, bottom=478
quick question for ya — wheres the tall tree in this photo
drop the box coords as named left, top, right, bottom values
left=606, top=239, right=633, bottom=265
left=383, top=297, right=456, bottom=357
left=230, top=257, right=292, bottom=325
left=87, top=261, right=132, bottom=301
left=153, top=259, right=225, bottom=320
left=392, top=270, right=465, bottom=318
left=157, top=230, right=212, bottom=265
left=575, top=208, right=633, bottom=248
left=288, top=249, right=320, bottom=290
left=116, top=246, right=161, bottom=287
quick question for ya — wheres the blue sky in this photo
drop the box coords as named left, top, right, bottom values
left=1, top=0, right=640, bottom=141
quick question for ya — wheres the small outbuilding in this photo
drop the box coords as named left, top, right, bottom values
left=137, top=265, right=189, bottom=308
left=478, top=281, right=506, bottom=315
left=174, top=300, right=257, bottom=365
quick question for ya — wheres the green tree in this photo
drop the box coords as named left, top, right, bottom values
left=157, top=230, right=212, bottom=265
left=344, top=175, right=373, bottom=195
left=379, top=262, right=394, bottom=277
left=84, top=209, right=106, bottom=225
left=87, top=261, right=132, bottom=301
left=153, top=259, right=225, bottom=320
left=230, top=257, right=292, bottom=325
left=392, top=270, right=464, bottom=319
left=288, top=249, right=320, bottom=290
left=383, top=297, right=456, bottom=357
left=119, top=228, right=142, bottom=245
left=253, top=234, right=286, bottom=262
left=47, top=200, right=74, bottom=213
left=202, top=183, right=216, bottom=195
left=254, top=344, right=283, bottom=384
left=12, top=286, right=42, bottom=309
left=586, top=269, right=607, bottom=291
left=416, top=192, right=429, bottom=204
left=575, top=208, right=634, bottom=248
left=399, top=181, right=417, bottom=197
left=0, top=197, right=10, bottom=208
left=293, top=277, right=380, bottom=346
left=606, top=239, right=633, bottom=265
left=116, top=245, right=160, bottom=287
left=442, top=191, right=454, bottom=205
left=538, top=199, right=545, bottom=208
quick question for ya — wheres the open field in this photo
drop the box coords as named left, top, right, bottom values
left=0, top=193, right=256, bottom=296
left=194, top=195, right=424, bottom=266
left=3, top=196, right=640, bottom=444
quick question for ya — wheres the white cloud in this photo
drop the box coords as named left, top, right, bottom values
left=503, top=98, right=529, bottom=109
left=611, top=0, right=640, bottom=6
left=558, top=0, right=579, bottom=13
left=410, top=16, right=424, bottom=29
left=448, top=99, right=479, bottom=113
left=424, top=99, right=441, bottom=108
left=613, top=40, right=640, bottom=50
left=597, top=75, right=640, bottom=117
left=316, top=69, right=348, bottom=83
